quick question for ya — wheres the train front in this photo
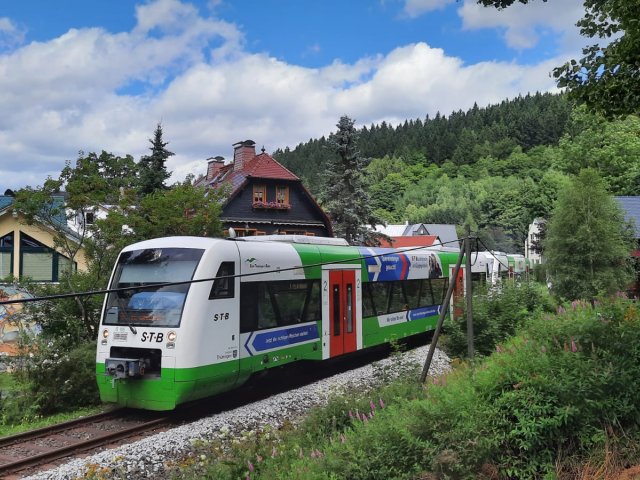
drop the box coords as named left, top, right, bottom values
left=96, top=238, right=206, bottom=410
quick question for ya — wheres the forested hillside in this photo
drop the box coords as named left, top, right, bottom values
left=274, top=93, right=640, bottom=253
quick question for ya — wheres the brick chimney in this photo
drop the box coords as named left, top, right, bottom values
left=233, top=140, right=256, bottom=172
left=206, top=156, right=225, bottom=180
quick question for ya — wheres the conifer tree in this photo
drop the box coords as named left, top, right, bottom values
left=544, top=169, right=634, bottom=302
left=321, top=115, right=385, bottom=245
left=138, top=123, right=173, bottom=196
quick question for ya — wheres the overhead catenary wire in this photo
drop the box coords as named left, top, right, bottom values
left=0, top=237, right=468, bottom=306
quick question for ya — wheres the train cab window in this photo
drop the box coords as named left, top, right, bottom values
left=209, top=262, right=235, bottom=299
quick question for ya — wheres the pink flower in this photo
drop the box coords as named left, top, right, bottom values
left=248, top=461, right=254, bottom=472
left=557, top=306, right=566, bottom=314
left=256, top=455, right=263, bottom=463
left=379, top=398, right=385, bottom=409
left=370, top=400, right=376, bottom=411
left=363, top=415, right=368, bottom=423
left=349, top=410, right=353, bottom=418
left=369, top=412, right=374, bottom=419
left=571, top=338, right=578, bottom=353
left=311, top=450, right=317, bottom=458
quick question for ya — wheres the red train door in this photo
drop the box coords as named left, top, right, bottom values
left=329, top=270, right=357, bottom=357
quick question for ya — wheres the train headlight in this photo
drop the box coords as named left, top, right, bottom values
left=167, top=331, right=177, bottom=342
left=102, top=329, right=109, bottom=338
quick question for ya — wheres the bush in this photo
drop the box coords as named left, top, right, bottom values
left=444, top=280, right=554, bottom=358
left=185, top=298, right=640, bottom=480
left=3, top=338, right=100, bottom=422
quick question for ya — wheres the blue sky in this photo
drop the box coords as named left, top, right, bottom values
left=0, top=0, right=584, bottom=193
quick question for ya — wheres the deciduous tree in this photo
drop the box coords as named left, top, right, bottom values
left=477, top=0, right=640, bottom=117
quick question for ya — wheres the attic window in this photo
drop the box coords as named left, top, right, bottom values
left=276, top=186, right=289, bottom=205
left=253, top=185, right=266, bottom=203
left=84, top=212, right=95, bottom=225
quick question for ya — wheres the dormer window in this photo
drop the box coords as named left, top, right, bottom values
left=276, top=186, right=289, bottom=206
left=253, top=184, right=266, bottom=203
left=84, top=211, right=95, bottom=225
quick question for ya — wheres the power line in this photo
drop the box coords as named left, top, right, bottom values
left=0, top=237, right=467, bottom=306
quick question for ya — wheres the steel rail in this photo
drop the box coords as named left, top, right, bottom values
left=0, top=413, right=170, bottom=477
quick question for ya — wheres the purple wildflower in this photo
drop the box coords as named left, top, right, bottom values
left=557, top=306, right=566, bottom=314
left=248, top=461, right=254, bottom=472
left=379, top=398, right=385, bottom=409
left=369, top=412, right=374, bottom=419
left=571, top=338, right=577, bottom=353
left=370, top=400, right=376, bottom=411
left=349, top=410, right=353, bottom=419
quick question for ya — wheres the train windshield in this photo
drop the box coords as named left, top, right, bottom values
left=102, top=248, right=204, bottom=328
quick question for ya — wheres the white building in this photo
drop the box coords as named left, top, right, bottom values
left=525, top=218, right=545, bottom=265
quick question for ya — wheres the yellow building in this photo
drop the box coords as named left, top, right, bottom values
left=0, top=195, right=88, bottom=282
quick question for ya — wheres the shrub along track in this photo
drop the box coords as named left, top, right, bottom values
left=0, top=409, right=173, bottom=479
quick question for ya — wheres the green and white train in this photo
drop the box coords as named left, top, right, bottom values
left=96, top=235, right=524, bottom=411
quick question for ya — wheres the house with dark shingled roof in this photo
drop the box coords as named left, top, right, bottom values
left=194, top=140, right=333, bottom=237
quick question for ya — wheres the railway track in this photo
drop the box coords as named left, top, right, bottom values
left=0, top=409, right=171, bottom=479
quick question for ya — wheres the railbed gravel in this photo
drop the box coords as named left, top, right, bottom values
left=23, top=345, right=450, bottom=480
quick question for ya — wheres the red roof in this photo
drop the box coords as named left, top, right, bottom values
left=378, top=235, right=439, bottom=248
left=243, top=153, right=299, bottom=180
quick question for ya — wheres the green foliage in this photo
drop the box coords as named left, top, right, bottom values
left=478, top=0, right=640, bottom=117
left=2, top=338, right=99, bottom=422
left=445, top=281, right=555, bottom=358
left=137, top=123, right=174, bottom=196
left=172, top=298, right=640, bottom=480
left=544, top=169, right=635, bottom=301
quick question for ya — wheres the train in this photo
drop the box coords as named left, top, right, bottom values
left=95, top=235, right=528, bottom=410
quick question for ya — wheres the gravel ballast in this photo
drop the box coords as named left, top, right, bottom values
left=24, top=345, right=450, bottom=480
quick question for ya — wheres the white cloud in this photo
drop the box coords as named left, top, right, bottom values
left=0, top=17, right=26, bottom=50
left=0, top=0, right=573, bottom=193
left=458, top=0, right=584, bottom=53
left=402, top=0, right=455, bottom=17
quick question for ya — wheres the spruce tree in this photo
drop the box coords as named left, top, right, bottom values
left=321, top=115, right=385, bottom=245
left=138, top=123, right=173, bottom=196
left=544, top=169, right=634, bottom=302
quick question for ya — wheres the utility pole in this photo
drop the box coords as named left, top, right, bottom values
left=465, top=226, right=474, bottom=359
left=420, top=239, right=466, bottom=383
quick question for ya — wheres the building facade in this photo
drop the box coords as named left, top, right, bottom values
left=195, top=140, right=332, bottom=237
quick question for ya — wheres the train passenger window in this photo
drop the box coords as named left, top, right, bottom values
left=209, top=262, right=235, bottom=299
left=430, top=278, right=449, bottom=305
left=302, top=281, right=321, bottom=322
left=361, top=283, right=376, bottom=318
left=388, top=282, right=408, bottom=313
left=419, top=279, right=435, bottom=306
left=367, top=282, right=391, bottom=315
left=404, top=280, right=422, bottom=310
left=270, top=280, right=310, bottom=326
left=240, top=279, right=322, bottom=333
left=257, top=284, right=278, bottom=329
